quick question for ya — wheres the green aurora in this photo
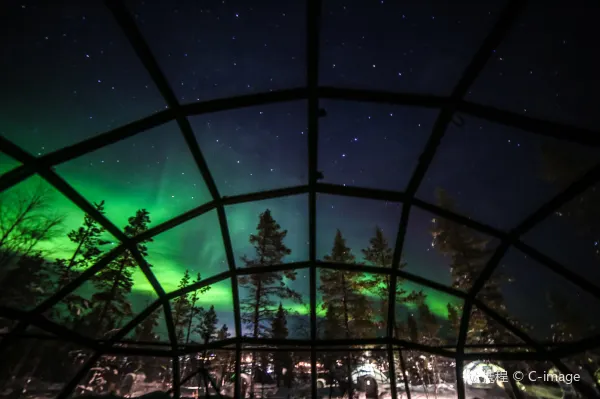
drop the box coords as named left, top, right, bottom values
left=1, top=148, right=458, bottom=333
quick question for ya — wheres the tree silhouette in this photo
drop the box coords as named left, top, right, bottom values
left=215, top=324, right=233, bottom=388
left=53, top=200, right=110, bottom=330
left=362, top=226, right=423, bottom=335
left=320, top=230, right=374, bottom=399
left=134, top=306, right=162, bottom=342
left=271, top=303, right=291, bottom=387
left=416, top=296, right=441, bottom=345
left=0, top=253, right=53, bottom=323
left=431, top=189, right=515, bottom=344
left=321, top=230, right=374, bottom=339
left=239, top=209, right=300, bottom=396
left=447, top=302, right=461, bottom=336
left=196, top=305, right=218, bottom=343
left=0, top=181, right=64, bottom=269
left=89, top=209, right=153, bottom=336
left=239, top=209, right=300, bottom=338
left=172, top=270, right=193, bottom=343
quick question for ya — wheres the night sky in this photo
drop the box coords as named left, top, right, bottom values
left=1, top=0, right=600, bottom=343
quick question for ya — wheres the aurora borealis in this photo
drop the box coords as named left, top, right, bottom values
left=1, top=0, right=600, bottom=344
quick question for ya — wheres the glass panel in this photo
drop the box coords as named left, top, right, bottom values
left=47, top=263, right=159, bottom=340
left=469, top=0, right=600, bottom=130
left=402, top=204, right=501, bottom=289
left=319, top=0, right=505, bottom=94
left=78, top=354, right=172, bottom=396
left=522, top=184, right=600, bottom=287
left=233, top=349, right=311, bottom=398
left=54, top=121, right=213, bottom=228
left=466, top=304, right=528, bottom=348
left=0, top=152, right=20, bottom=175
left=126, top=0, right=306, bottom=102
left=417, top=115, right=600, bottom=230
left=395, top=283, right=464, bottom=346
left=0, top=335, right=92, bottom=399
left=147, top=209, right=228, bottom=288
left=227, top=195, right=309, bottom=265
left=317, top=347, right=391, bottom=399
left=562, top=352, right=600, bottom=397
left=399, top=349, right=457, bottom=398
left=168, top=277, right=235, bottom=344
left=317, top=195, right=402, bottom=264
left=0, top=176, right=119, bottom=311
left=317, top=269, right=384, bottom=339
left=189, top=101, right=308, bottom=196
left=179, top=350, right=236, bottom=397
left=477, top=248, right=600, bottom=343
left=464, top=360, right=584, bottom=399
left=318, top=101, right=435, bottom=191
left=462, top=359, right=524, bottom=399
left=238, top=268, right=309, bottom=339
left=0, top=1, right=166, bottom=154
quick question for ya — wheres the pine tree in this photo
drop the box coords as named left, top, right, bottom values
left=196, top=305, right=218, bottom=344
left=172, top=270, right=192, bottom=342
left=320, top=230, right=374, bottom=339
left=134, top=306, right=162, bottom=342
left=361, top=226, right=422, bottom=332
left=239, top=209, right=301, bottom=338
left=431, top=189, right=511, bottom=344
left=89, top=209, right=153, bottom=336
left=406, top=313, right=419, bottom=342
left=417, top=296, right=441, bottom=345
left=539, top=142, right=600, bottom=241
left=53, top=201, right=110, bottom=329
left=57, top=200, right=109, bottom=280
left=184, top=273, right=211, bottom=344
left=0, top=252, right=52, bottom=309
left=217, top=324, right=230, bottom=341
left=271, top=303, right=291, bottom=387
left=239, top=209, right=300, bottom=396
left=215, top=325, right=233, bottom=388
left=320, top=230, right=374, bottom=399
left=447, top=303, right=461, bottom=336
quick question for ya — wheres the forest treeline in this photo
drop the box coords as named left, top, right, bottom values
left=0, top=160, right=597, bottom=395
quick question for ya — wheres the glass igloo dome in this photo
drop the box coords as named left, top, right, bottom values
left=1, top=0, right=599, bottom=398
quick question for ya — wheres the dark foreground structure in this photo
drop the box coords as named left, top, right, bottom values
left=1, top=0, right=600, bottom=398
